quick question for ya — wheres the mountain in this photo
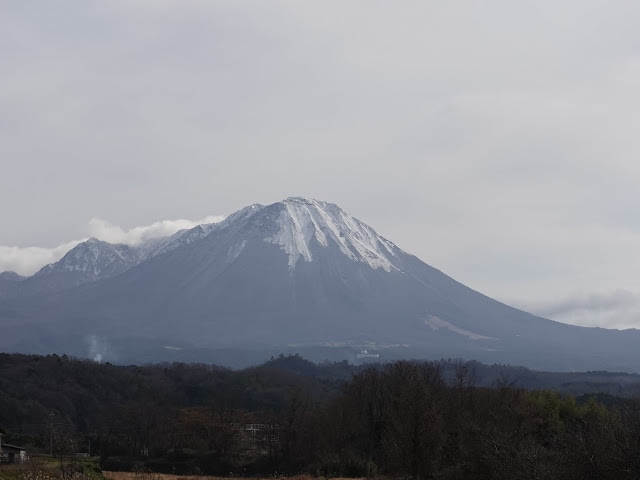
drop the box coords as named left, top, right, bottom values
left=2, top=212, right=248, bottom=299
left=136, top=204, right=261, bottom=260
left=0, top=271, right=24, bottom=282
left=0, top=271, right=25, bottom=301
left=18, top=238, right=142, bottom=296
left=1, top=197, right=639, bottom=371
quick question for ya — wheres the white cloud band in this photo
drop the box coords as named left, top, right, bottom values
left=87, top=215, right=224, bottom=246
left=0, top=214, right=225, bottom=277
left=0, top=241, right=85, bottom=278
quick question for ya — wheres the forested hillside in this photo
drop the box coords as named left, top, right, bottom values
left=3, top=353, right=640, bottom=478
left=0, top=353, right=352, bottom=431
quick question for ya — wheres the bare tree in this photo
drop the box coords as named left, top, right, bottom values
left=384, top=361, right=446, bottom=480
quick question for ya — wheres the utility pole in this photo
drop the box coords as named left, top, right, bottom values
left=49, top=411, right=56, bottom=456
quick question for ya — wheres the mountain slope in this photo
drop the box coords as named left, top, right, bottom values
left=1, top=197, right=639, bottom=371
left=2, top=210, right=251, bottom=298
left=0, top=271, right=25, bottom=301
left=4, top=238, right=144, bottom=299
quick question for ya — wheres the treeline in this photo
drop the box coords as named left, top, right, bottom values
left=2, top=351, right=638, bottom=432
left=3, top=353, right=640, bottom=478
left=293, top=361, right=640, bottom=479
left=0, top=353, right=352, bottom=432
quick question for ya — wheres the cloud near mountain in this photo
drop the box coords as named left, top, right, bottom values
left=0, top=241, right=84, bottom=277
left=0, top=214, right=225, bottom=276
left=87, top=215, right=225, bottom=246
left=513, top=289, right=640, bottom=330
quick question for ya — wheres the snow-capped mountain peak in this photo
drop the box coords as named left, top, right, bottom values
left=35, top=238, right=141, bottom=278
left=12, top=198, right=401, bottom=297
left=266, top=197, right=400, bottom=271
left=137, top=204, right=264, bottom=260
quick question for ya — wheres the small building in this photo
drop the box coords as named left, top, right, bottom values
left=0, top=426, right=28, bottom=465
left=356, top=349, right=380, bottom=359
left=0, top=424, right=6, bottom=463
left=1, top=444, right=28, bottom=465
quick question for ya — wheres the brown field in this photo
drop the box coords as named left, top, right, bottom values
left=104, top=474, right=228, bottom=480
left=103, top=474, right=360, bottom=480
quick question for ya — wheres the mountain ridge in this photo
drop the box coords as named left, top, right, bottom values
left=1, top=197, right=639, bottom=372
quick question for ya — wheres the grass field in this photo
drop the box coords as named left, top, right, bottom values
left=104, top=473, right=230, bottom=480
left=103, top=473, right=359, bottom=480
left=2, top=466, right=362, bottom=480
left=0, top=458, right=103, bottom=480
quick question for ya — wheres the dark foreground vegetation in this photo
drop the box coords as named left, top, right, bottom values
left=3, top=353, right=640, bottom=479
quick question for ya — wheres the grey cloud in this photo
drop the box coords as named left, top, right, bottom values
left=2, top=1, right=640, bottom=327
left=511, top=290, right=640, bottom=329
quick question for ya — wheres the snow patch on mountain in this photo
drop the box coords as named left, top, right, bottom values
left=266, top=197, right=400, bottom=271
left=218, top=203, right=264, bottom=228
left=138, top=204, right=264, bottom=260
left=227, top=240, right=247, bottom=263
left=424, top=315, right=497, bottom=340
left=138, top=224, right=218, bottom=259
left=35, top=238, right=140, bottom=279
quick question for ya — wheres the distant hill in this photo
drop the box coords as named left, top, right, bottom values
left=1, top=352, right=640, bottom=436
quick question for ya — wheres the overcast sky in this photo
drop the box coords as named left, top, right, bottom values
left=2, top=1, right=640, bottom=329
